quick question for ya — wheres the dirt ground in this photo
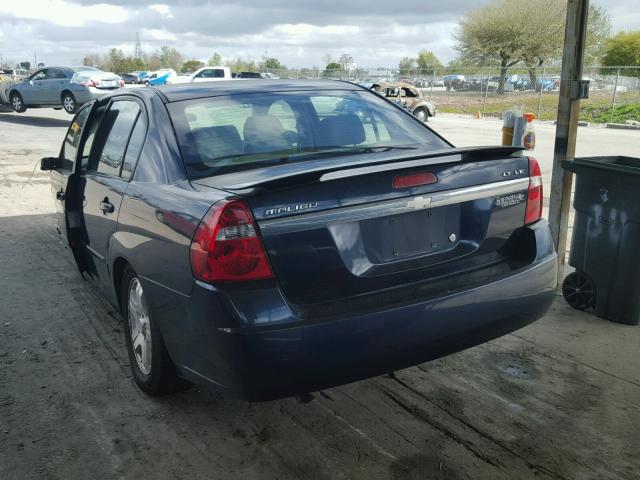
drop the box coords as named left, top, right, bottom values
left=1, top=108, right=639, bottom=480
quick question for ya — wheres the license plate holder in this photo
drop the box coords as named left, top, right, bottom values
left=360, top=205, right=461, bottom=262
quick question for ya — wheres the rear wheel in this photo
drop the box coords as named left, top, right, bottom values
left=562, top=271, right=596, bottom=311
left=121, top=267, right=183, bottom=396
left=61, top=92, right=76, bottom=114
left=10, top=92, right=26, bottom=113
left=414, top=108, right=428, bottom=123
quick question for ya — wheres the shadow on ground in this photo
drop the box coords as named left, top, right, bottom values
left=0, top=113, right=70, bottom=128
left=0, top=213, right=638, bottom=480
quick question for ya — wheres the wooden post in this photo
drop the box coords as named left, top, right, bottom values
left=548, top=0, right=590, bottom=288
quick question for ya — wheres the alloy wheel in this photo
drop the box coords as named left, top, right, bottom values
left=128, top=278, right=153, bottom=375
left=63, top=95, right=75, bottom=113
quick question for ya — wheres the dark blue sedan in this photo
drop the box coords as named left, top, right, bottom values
left=41, top=80, right=556, bottom=401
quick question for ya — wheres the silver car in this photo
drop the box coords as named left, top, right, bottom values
left=7, top=66, right=122, bottom=114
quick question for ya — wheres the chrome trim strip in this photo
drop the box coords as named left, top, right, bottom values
left=258, top=177, right=529, bottom=235
left=86, top=244, right=105, bottom=263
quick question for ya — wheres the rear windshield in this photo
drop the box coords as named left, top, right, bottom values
left=168, top=89, right=450, bottom=179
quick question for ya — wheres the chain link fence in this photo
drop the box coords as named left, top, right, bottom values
left=262, top=65, right=640, bottom=124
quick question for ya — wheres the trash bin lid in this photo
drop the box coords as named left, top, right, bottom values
left=563, top=156, right=640, bottom=175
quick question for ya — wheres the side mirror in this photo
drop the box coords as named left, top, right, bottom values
left=40, top=157, right=60, bottom=171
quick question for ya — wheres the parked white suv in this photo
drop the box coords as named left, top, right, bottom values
left=166, top=66, right=232, bottom=84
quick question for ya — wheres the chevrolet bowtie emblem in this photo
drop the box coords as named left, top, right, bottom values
left=407, top=196, right=432, bottom=210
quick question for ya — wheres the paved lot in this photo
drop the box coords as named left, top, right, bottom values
left=1, top=107, right=639, bottom=480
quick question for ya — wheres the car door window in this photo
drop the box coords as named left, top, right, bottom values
left=46, top=69, right=67, bottom=80
left=31, top=70, right=47, bottom=81
left=87, top=100, right=141, bottom=177
left=120, top=114, right=147, bottom=180
left=60, top=104, right=92, bottom=170
left=195, top=69, right=212, bottom=78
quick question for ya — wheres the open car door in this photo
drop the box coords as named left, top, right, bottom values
left=49, top=101, right=94, bottom=275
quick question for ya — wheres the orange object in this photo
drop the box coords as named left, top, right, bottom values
left=523, top=113, right=536, bottom=150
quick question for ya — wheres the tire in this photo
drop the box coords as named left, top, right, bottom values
left=61, top=92, right=77, bottom=114
left=10, top=92, right=26, bottom=113
left=144, top=81, right=150, bottom=86
left=414, top=108, right=428, bottom=123
left=121, top=266, right=183, bottom=396
left=562, top=271, right=596, bottom=311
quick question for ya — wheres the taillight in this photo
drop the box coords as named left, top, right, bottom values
left=525, top=157, right=543, bottom=225
left=392, top=171, right=438, bottom=189
left=190, top=200, right=273, bottom=283
left=79, top=79, right=97, bottom=87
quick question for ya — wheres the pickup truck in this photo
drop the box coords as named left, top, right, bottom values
left=166, top=66, right=232, bottom=84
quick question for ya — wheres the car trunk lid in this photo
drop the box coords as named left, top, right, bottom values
left=194, top=147, right=535, bottom=308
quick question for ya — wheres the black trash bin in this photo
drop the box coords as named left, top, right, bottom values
left=562, top=156, right=640, bottom=325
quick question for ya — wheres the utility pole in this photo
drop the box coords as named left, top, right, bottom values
left=134, top=32, right=142, bottom=60
left=548, top=0, right=590, bottom=288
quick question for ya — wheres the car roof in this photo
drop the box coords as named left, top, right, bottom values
left=152, top=79, right=364, bottom=103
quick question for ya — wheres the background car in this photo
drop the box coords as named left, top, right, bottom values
left=443, top=74, right=466, bottom=91
left=237, top=71, right=270, bottom=79
left=40, top=80, right=554, bottom=401
left=370, top=81, right=436, bottom=121
left=0, top=68, right=29, bottom=81
left=120, top=73, right=141, bottom=84
left=166, top=66, right=232, bottom=84
left=8, top=66, right=121, bottom=114
left=144, top=69, right=176, bottom=86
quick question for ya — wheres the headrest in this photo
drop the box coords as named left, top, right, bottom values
left=191, top=125, right=242, bottom=159
left=318, top=114, right=366, bottom=147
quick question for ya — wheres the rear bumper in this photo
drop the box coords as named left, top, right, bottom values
left=153, top=221, right=557, bottom=401
left=74, top=87, right=118, bottom=104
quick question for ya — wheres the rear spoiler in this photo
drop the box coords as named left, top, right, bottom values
left=193, top=146, right=525, bottom=192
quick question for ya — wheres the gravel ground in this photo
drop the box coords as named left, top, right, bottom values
left=1, top=107, right=639, bottom=480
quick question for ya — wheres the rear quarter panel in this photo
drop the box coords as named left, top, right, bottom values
left=109, top=93, right=228, bottom=367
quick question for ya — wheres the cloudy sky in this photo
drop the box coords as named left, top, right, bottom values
left=0, top=0, right=637, bottom=68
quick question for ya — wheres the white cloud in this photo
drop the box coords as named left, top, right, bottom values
left=148, top=4, right=173, bottom=18
left=3, top=0, right=128, bottom=27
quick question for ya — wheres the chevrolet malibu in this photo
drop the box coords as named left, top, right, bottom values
left=41, top=80, right=556, bottom=400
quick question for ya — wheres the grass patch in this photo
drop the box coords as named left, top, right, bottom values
left=430, top=90, right=640, bottom=124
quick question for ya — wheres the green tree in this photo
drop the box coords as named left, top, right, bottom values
left=208, top=52, right=222, bottom=66
left=455, top=0, right=525, bottom=93
left=398, top=57, right=417, bottom=75
left=159, top=46, right=183, bottom=71
left=416, top=50, right=443, bottom=74
left=144, top=52, right=161, bottom=71
left=325, top=62, right=342, bottom=75
left=227, top=57, right=257, bottom=73
left=603, top=31, right=640, bottom=67
left=182, top=59, right=204, bottom=73
left=585, top=6, right=613, bottom=66
left=262, top=57, right=282, bottom=71
left=456, top=0, right=612, bottom=92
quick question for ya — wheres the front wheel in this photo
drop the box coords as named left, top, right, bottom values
left=414, top=108, right=428, bottom=123
left=10, top=92, right=26, bottom=113
left=61, top=92, right=77, bottom=114
left=121, top=267, right=183, bottom=396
